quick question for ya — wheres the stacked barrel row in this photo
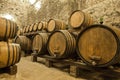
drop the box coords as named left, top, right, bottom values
left=15, top=19, right=68, bottom=53
left=15, top=10, right=94, bottom=65
left=16, top=10, right=120, bottom=67
left=21, top=19, right=67, bottom=35
left=16, top=10, right=93, bottom=60
left=22, top=22, right=47, bottom=34
left=0, top=17, right=21, bottom=69
left=69, top=10, right=120, bottom=67
left=47, top=10, right=94, bottom=59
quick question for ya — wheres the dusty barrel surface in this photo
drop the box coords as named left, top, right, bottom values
left=69, top=10, right=93, bottom=29
left=77, top=24, right=120, bottom=67
left=32, top=33, right=49, bottom=54
left=15, top=36, right=32, bottom=51
left=48, top=30, right=76, bottom=58
left=47, top=19, right=67, bottom=32
left=0, top=42, right=21, bottom=68
left=0, top=17, right=18, bottom=40
left=42, top=22, right=48, bottom=31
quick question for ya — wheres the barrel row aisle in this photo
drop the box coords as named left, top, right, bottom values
left=15, top=10, right=120, bottom=79
left=0, top=17, right=21, bottom=75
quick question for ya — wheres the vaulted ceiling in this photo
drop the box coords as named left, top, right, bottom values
left=0, top=0, right=107, bottom=28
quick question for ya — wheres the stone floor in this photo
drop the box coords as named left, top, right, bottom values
left=0, top=56, right=85, bottom=80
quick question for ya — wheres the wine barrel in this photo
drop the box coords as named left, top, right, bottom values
left=32, top=33, right=49, bottom=54
left=29, top=23, right=35, bottom=32
left=47, top=19, right=67, bottom=32
left=33, top=23, right=38, bottom=32
left=17, top=29, right=23, bottom=36
left=0, top=17, right=18, bottom=40
left=25, top=25, right=30, bottom=33
left=37, top=22, right=48, bottom=31
left=37, top=22, right=43, bottom=31
left=77, top=24, right=120, bottom=67
left=20, top=29, right=23, bottom=35
left=0, top=42, right=21, bottom=68
left=15, top=36, right=32, bottom=51
left=42, top=22, right=48, bottom=31
left=48, top=30, right=76, bottom=58
left=69, top=10, right=93, bottom=29
left=23, top=27, right=26, bottom=33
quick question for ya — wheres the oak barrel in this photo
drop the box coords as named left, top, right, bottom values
left=15, top=36, right=32, bottom=51
left=25, top=25, right=30, bottom=33
left=69, top=10, right=93, bottom=29
left=17, top=29, right=23, bottom=36
left=0, top=42, right=21, bottom=68
left=23, top=27, right=26, bottom=33
left=77, top=24, right=120, bottom=67
left=37, top=22, right=43, bottom=31
left=48, top=30, right=76, bottom=58
left=47, top=19, right=67, bottom=32
left=32, top=33, right=49, bottom=54
left=29, top=23, right=35, bottom=32
left=33, top=23, right=38, bottom=31
left=37, top=22, right=48, bottom=31
left=0, top=17, right=18, bottom=40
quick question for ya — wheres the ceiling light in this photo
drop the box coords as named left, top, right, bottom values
left=34, top=1, right=41, bottom=10
left=29, top=0, right=36, bottom=4
left=3, top=14, right=15, bottom=21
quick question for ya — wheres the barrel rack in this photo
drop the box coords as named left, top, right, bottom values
left=0, top=65, right=17, bottom=75
left=31, top=53, right=120, bottom=79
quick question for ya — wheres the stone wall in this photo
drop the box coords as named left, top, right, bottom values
left=27, top=0, right=105, bottom=25
left=0, top=0, right=28, bottom=27
left=84, top=0, right=120, bottom=27
left=27, top=0, right=120, bottom=28
left=0, top=0, right=120, bottom=28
